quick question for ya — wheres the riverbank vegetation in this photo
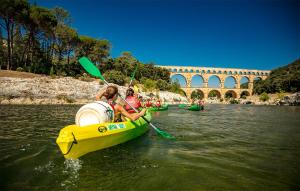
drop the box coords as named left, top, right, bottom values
left=253, top=59, right=300, bottom=94
left=0, top=0, right=183, bottom=94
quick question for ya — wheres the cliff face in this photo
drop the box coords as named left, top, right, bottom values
left=0, top=76, right=188, bottom=104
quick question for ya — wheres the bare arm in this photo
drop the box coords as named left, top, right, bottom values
left=96, top=90, right=106, bottom=101
left=115, top=105, right=146, bottom=121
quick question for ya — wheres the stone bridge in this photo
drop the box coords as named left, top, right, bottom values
left=156, top=65, right=271, bottom=99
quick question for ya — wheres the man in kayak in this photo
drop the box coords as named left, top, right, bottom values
left=96, top=86, right=146, bottom=121
left=124, top=88, right=142, bottom=113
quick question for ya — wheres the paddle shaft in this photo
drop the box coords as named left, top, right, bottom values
left=129, top=63, right=138, bottom=87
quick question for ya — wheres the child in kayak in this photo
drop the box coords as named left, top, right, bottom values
left=124, top=88, right=142, bottom=113
left=96, top=86, right=146, bottom=121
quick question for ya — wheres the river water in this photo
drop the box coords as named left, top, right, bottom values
left=0, top=104, right=300, bottom=191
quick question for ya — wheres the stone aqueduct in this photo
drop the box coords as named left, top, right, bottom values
left=156, top=65, right=271, bottom=99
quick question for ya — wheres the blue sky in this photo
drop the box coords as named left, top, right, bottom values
left=33, top=0, right=299, bottom=87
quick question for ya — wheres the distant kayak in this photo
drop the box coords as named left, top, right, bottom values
left=178, top=104, right=186, bottom=108
left=148, top=104, right=169, bottom=112
left=187, top=104, right=203, bottom=111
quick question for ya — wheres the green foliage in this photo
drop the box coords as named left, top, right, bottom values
left=191, top=90, right=204, bottom=99
left=16, top=67, right=24, bottom=72
left=79, top=75, right=93, bottom=82
left=56, top=94, right=75, bottom=103
left=142, top=78, right=157, bottom=92
left=0, top=0, right=184, bottom=97
left=208, top=90, right=218, bottom=98
left=169, top=80, right=185, bottom=96
left=156, top=79, right=170, bottom=90
left=49, top=66, right=55, bottom=76
left=103, top=70, right=126, bottom=85
left=259, top=92, right=270, bottom=102
left=229, top=99, right=240, bottom=104
left=253, top=59, right=300, bottom=94
left=276, top=90, right=285, bottom=100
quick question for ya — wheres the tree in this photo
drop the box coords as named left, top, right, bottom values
left=52, top=6, right=71, bottom=25
left=253, top=59, right=300, bottom=94
left=21, top=5, right=57, bottom=71
left=142, top=78, right=157, bottom=91
left=54, top=24, right=78, bottom=65
left=191, top=90, right=204, bottom=100
left=156, top=79, right=170, bottom=90
left=0, top=0, right=29, bottom=69
left=0, top=28, right=5, bottom=69
left=208, top=90, right=218, bottom=98
left=103, top=70, right=126, bottom=85
left=259, top=92, right=270, bottom=102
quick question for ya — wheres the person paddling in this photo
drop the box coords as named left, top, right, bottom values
left=145, top=99, right=152, bottom=107
left=155, top=99, right=161, bottom=108
left=96, top=86, right=146, bottom=121
left=124, top=88, right=142, bottom=113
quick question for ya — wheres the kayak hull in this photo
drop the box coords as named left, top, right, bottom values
left=56, top=112, right=151, bottom=159
left=148, top=104, right=168, bottom=112
left=187, top=105, right=203, bottom=111
left=178, top=104, right=186, bottom=108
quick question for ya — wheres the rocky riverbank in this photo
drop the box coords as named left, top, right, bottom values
left=0, top=71, right=298, bottom=106
left=0, top=71, right=188, bottom=105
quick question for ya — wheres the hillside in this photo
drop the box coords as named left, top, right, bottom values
left=253, top=59, right=300, bottom=94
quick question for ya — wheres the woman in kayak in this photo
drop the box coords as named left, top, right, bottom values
left=124, top=88, right=142, bottom=113
left=145, top=99, right=152, bottom=107
left=96, top=86, right=146, bottom=121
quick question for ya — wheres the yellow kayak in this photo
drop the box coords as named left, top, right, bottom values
left=56, top=111, right=152, bottom=159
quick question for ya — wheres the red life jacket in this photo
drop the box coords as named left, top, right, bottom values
left=125, top=96, right=141, bottom=113
left=155, top=101, right=161, bottom=107
left=145, top=101, right=152, bottom=107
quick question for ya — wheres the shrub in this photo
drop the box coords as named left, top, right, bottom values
left=49, top=66, right=55, bottom=76
left=16, top=67, right=24, bottom=72
left=259, top=92, right=270, bottom=102
left=276, top=90, right=285, bottom=100
left=142, top=78, right=157, bottom=91
left=56, top=94, right=75, bottom=103
left=156, top=79, right=170, bottom=90
left=103, top=70, right=126, bottom=85
left=229, top=99, right=239, bottom=104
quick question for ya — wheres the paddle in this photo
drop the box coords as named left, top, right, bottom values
left=79, top=57, right=175, bottom=139
left=129, top=62, right=138, bottom=87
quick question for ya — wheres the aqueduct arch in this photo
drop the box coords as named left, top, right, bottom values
left=157, top=65, right=270, bottom=98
